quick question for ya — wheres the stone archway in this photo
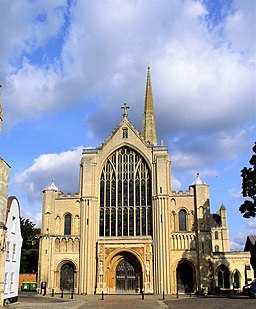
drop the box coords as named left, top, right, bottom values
left=60, top=263, right=74, bottom=291
left=108, top=251, right=142, bottom=293
left=55, top=260, right=77, bottom=293
left=176, top=260, right=195, bottom=293
left=217, top=264, right=230, bottom=289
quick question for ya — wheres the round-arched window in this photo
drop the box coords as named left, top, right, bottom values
left=64, top=214, right=71, bottom=235
left=179, top=209, right=187, bottom=231
left=99, top=146, right=152, bottom=237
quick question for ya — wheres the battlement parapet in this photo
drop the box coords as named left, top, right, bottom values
left=59, top=192, right=80, bottom=199
left=171, top=189, right=192, bottom=196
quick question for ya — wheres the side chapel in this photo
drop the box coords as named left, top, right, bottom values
left=38, top=67, right=253, bottom=295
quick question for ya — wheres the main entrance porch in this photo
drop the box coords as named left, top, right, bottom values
left=101, top=251, right=143, bottom=293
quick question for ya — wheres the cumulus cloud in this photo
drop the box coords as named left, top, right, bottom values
left=12, top=146, right=83, bottom=202
left=230, top=240, right=244, bottom=252
left=230, top=231, right=247, bottom=251
left=1, top=0, right=255, bottom=208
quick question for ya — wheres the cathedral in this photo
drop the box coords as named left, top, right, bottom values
left=38, top=67, right=253, bottom=295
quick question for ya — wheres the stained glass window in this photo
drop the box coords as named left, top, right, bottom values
left=99, top=147, right=152, bottom=237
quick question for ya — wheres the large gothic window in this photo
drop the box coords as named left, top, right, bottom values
left=99, top=146, right=152, bottom=237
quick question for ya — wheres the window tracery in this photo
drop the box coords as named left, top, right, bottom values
left=99, top=146, right=152, bottom=237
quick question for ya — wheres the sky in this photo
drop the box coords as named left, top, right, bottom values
left=0, top=0, right=255, bottom=251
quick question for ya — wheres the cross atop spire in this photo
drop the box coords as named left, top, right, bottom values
left=121, top=102, right=129, bottom=118
left=142, top=65, right=158, bottom=145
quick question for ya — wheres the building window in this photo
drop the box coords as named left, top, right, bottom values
left=12, top=244, right=16, bottom=261
left=4, top=273, right=8, bottom=293
left=123, top=128, right=128, bottom=138
left=99, top=146, right=152, bottom=237
left=215, top=245, right=220, bottom=252
left=6, top=241, right=10, bottom=260
left=215, top=231, right=219, bottom=239
left=64, top=214, right=71, bottom=235
left=10, top=272, right=14, bottom=292
left=179, top=209, right=187, bottom=231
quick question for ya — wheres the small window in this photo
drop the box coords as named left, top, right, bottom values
left=6, top=241, right=10, bottom=260
left=12, top=244, right=16, bottom=261
left=64, top=214, right=72, bottom=235
left=215, top=231, right=219, bottom=239
left=123, top=128, right=128, bottom=138
left=179, top=210, right=187, bottom=231
left=215, top=245, right=220, bottom=252
left=10, top=272, right=14, bottom=291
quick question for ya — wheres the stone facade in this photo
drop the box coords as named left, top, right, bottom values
left=38, top=68, right=253, bottom=295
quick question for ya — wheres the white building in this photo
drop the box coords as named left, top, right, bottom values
left=4, top=197, right=22, bottom=304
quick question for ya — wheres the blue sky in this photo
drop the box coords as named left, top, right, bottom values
left=0, top=0, right=255, bottom=250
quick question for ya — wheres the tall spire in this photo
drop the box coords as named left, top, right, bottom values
left=142, top=65, right=158, bottom=146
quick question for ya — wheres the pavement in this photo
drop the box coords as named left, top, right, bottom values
left=5, top=292, right=256, bottom=309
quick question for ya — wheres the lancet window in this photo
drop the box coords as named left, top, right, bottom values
left=179, top=209, right=187, bottom=231
left=64, top=214, right=72, bottom=235
left=99, top=146, right=152, bottom=237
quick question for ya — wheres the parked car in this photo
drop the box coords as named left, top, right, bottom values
left=242, top=279, right=256, bottom=298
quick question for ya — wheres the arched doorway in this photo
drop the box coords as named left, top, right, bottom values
left=217, top=264, right=230, bottom=289
left=233, top=270, right=240, bottom=289
left=176, top=261, right=195, bottom=293
left=116, top=259, right=137, bottom=292
left=110, top=252, right=142, bottom=293
left=60, top=263, right=74, bottom=291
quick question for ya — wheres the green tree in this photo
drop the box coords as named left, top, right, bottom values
left=20, top=217, right=40, bottom=273
left=239, top=142, right=256, bottom=218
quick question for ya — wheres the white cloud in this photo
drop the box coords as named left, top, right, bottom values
left=230, top=231, right=247, bottom=251
left=21, top=208, right=42, bottom=228
left=230, top=240, right=244, bottom=251
left=12, top=146, right=83, bottom=202
left=171, top=176, right=182, bottom=191
left=247, top=219, right=256, bottom=229
left=1, top=0, right=254, bottom=135
left=228, top=188, right=243, bottom=201
left=1, top=0, right=255, bottom=209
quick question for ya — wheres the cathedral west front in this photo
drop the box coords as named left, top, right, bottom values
left=38, top=67, right=253, bottom=295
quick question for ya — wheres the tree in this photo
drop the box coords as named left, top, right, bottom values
left=239, top=142, right=256, bottom=218
left=20, top=217, right=40, bottom=273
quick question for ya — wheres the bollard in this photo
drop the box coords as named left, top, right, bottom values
left=101, top=291, right=104, bottom=300
left=142, top=291, right=144, bottom=300
left=61, top=289, right=64, bottom=298
left=163, top=290, right=165, bottom=300
left=71, top=290, right=74, bottom=299
left=52, top=289, right=54, bottom=297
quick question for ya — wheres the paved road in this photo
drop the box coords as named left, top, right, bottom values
left=165, top=295, right=256, bottom=309
left=6, top=292, right=256, bottom=309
